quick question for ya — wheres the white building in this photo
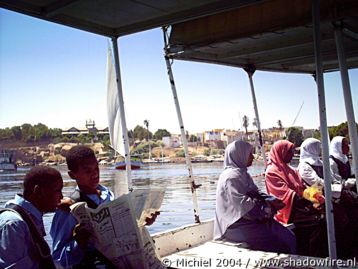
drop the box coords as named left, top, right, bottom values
left=221, top=129, right=244, bottom=146
left=162, top=135, right=181, bottom=148
left=204, top=129, right=222, bottom=142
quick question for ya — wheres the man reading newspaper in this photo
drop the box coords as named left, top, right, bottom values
left=50, top=145, right=164, bottom=269
left=70, top=189, right=165, bottom=269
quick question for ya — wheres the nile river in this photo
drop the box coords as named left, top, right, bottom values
left=0, top=162, right=266, bottom=245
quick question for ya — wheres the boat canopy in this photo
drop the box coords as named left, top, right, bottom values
left=2, top=0, right=358, bottom=256
left=166, top=0, right=358, bottom=74
left=0, top=0, right=263, bottom=37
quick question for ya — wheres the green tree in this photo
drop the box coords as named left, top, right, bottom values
left=21, top=123, right=34, bottom=142
left=143, top=120, right=151, bottom=140
left=189, top=134, right=197, bottom=142
left=11, top=126, right=22, bottom=140
left=335, top=122, right=350, bottom=137
left=131, top=141, right=162, bottom=157
left=286, top=127, right=304, bottom=147
left=242, top=115, right=249, bottom=134
left=133, top=125, right=152, bottom=141
left=175, top=149, right=185, bottom=157
left=315, top=122, right=357, bottom=140
left=312, top=129, right=321, bottom=140
left=144, top=120, right=152, bottom=159
left=49, top=128, right=62, bottom=139
left=153, top=129, right=171, bottom=140
left=203, top=148, right=211, bottom=156
left=33, top=123, right=49, bottom=141
left=0, top=128, right=13, bottom=140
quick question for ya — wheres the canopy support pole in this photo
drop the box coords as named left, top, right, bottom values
left=244, top=66, right=267, bottom=167
left=312, top=0, right=337, bottom=259
left=334, top=22, right=358, bottom=185
left=163, top=27, right=201, bottom=223
left=111, top=37, right=132, bottom=192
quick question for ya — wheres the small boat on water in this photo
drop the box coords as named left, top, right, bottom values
left=115, top=161, right=141, bottom=170
left=115, top=154, right=143, bottom=170
left=0, top=150, right=17, bottom=171
left=191, top=154, right=212, bottom=163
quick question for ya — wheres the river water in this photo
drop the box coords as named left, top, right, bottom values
left=0, top=162, right=266, bottom=245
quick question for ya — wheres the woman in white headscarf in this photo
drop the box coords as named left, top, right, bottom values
left=330, top=136, right=356, bottom=186
left=214, top=140, right=296, bottom=254
left=298, top=138, right=328, bottom=187
left=298, top=137, right=358, bottom=259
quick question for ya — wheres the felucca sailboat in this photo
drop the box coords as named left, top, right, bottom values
left=106, top=46, right=142, bottom=170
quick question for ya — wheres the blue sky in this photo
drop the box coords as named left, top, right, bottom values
left=0, top=9, right=357, bottom=134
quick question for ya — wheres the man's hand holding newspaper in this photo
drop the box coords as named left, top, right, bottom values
left=70, top=189, right=165, bottom=269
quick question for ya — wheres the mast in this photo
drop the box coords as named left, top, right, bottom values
left=111, top=37, right=133, bottom=192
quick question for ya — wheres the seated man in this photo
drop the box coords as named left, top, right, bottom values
left=51, top=145, right=158, bottom=268
left=0, top=166, right=63, bottom=268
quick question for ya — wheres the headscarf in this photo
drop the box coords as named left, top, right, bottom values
left=224, top=139, right=253, bottom=170
left=214, top=140, right=257, bottom=239
left=265, top=140, right=305, bottom=223
left=300, top=138, right=322, bottom=166
left=330, top=136, right=348, bottom=164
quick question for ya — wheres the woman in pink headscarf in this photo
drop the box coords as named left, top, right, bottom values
left=265, top=140, right=327, bottom=257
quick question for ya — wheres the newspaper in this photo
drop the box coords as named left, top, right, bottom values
left=130, top=189, right=165, bottom=227
left=70, top=189, right=165, bottom=269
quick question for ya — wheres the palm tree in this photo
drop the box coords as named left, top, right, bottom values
left=143, top=119, right=151, bottom=159
left=277, top=120, right=283, bottom=130
left=242, top=115, right=249, bottom=135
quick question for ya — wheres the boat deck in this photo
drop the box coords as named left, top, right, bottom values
left=163, top=240, right=356, bottom=269
left=153, top=219, right=356, bottom=269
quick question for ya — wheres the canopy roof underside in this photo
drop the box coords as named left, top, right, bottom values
left=0, top=0, right=262, bottom=37
left=167, top=0, right=358, bottom=74
left=1, top=0, right=357, bottom=74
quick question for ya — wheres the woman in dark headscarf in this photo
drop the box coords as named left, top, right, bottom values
left=214, top=140, right=295, bottom=254
left=265, top=140, right=327, bottom=257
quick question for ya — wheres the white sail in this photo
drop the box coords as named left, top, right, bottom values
left=107, top=45, right=125, bottom=156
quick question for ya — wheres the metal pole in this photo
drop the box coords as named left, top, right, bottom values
left=111, top=37, right=132, bottom=192
left=163, top=27, right=201, bottom=223
left=244, top=66, right=267, bottom=167
left=312, top=0, right=337, bottom=259
left=334, top=23, right=358, bottom=185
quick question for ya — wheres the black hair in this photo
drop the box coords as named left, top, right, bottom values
left=66, top=145, right=96, bottom=172
left=23, top=166, right=62, bottom=198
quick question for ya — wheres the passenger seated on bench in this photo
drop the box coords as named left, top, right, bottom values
left=266, top=140, right=327, bottom=257
left=0, top=166, right=63, bottom=268
left=50, top=145, right=159, bottom=268
left=329, top=136, right=356, bottom=186
left=214, top=140, right=296, bottom=254
left=298, top=138, right=358, bottom=259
